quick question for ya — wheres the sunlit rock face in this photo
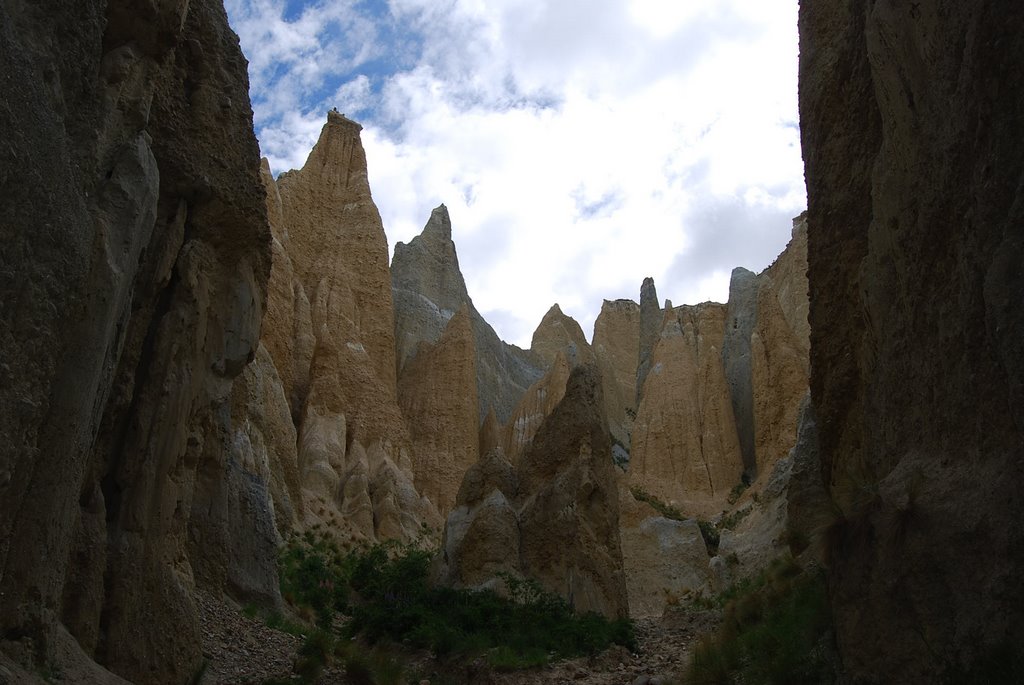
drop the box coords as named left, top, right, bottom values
left=391, top=204, right=543, bottom=427
left=629, top=301, right=745, bottom=512
left=498, top=305, right=595, bottom=462
left=0, top=1, right=272, bottom=681
left=799, top=1, right=1024, bottom=681
left=398, top=305, right=480, bottom=517
left=257, top=113, right=440, bottom=542
left=627, top=223, right=809, bottom=515
left=592, top=298, right=641, bottom=455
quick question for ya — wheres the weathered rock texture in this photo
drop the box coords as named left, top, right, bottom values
left=799, top=2, right=1024, bottom=681
left=398, top=305, right=480, bottom=516
left=749, top=217, right=810, bottom=474
left=635, top=277, right=662, bottom=404
left=439, top=364, right=629, bottom=619
left=0, top=1, right=271, bottom=681
left=530, top=303, right=595, bottom=369
left=723, top=217, right=810, bottom=480
left=259, top=113, right=440, bottom=541
left=629, top=303, right=744, bottom=512
left=391, top=205, right=542, bottom=425
left=497, top=305, right=595, bottom=461
left=592, top=299, right=641, bottom=450
left=618, top=480, right=711, bottom=618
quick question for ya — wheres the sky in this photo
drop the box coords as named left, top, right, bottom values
left=224, top=0, right=806, bottom=349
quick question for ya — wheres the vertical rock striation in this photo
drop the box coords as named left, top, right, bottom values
left=259, top=113, right=440, bottom=542
left=629, top=303, right=744, bottom=511
left=799, top=1, right=1024, bottom=680
left=398, top=305, right=480, bottom=516
left=391, top=205, right=542, bottom=425
left=592, top=299, right=641, bottom=451
left=439, top=364, right=629, bottom=619
left=0, top=1, right=271, bottom=681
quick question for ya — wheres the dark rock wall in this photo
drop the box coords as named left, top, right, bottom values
left=800, top=1, right=1024, bottom=681
left=0, top=1, right=270, bottom=682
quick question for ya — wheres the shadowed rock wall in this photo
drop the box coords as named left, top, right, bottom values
left=0, top=1, right=271, bottom=681
left=799, top=1, right=1024, bottom=681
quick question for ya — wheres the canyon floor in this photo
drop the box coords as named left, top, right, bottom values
left=198, top=590, right=720, bottom=685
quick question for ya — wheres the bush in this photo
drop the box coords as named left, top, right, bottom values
left=686, top=559, right=837, bottom=685
left=275, top=536, right=635, bottom=672
left=278, top=530, right=352, bottom=628
left=630, top=486, right=684, bottom=520
left=697, top=519, right=720, bottom=555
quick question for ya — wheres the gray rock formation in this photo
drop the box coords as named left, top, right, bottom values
left=392, top=205, right=542, bottom=424
left=799, top=1, right=1024, bottom=680
left=722, top=267, right=759, bottom=476
left=635, top=277, right=662, bottom=404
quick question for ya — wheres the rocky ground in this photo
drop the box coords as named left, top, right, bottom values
left=197, top=592, right=720, bottom=685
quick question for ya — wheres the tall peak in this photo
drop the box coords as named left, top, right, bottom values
left=422, top=203, right=453, bottom=244
left=326, top=108, right=363, bottom=131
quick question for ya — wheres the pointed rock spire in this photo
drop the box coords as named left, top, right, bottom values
left=636, top=277, right=661, bottom=403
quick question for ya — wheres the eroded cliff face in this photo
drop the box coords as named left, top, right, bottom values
left=0, top=1, right=270, bottom=681
left=498, top=305, right=596, bottom=461
left=258, top=113, right=440, bottom=542
left=439, top=364, right=629, bottom=619
left=592, top=299, right=641, bottom=452
left=391, top=205, right=542, bottom=426
left=799, top=2, right=1024, bottom=681
left=629, top=302, right=744, bottom=512
left=628, top=221, right=809, bottom=514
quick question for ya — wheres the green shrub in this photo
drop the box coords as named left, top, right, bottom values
left=719, top=507, right=750, bottom=531
left=275, top=535, right=635, bottom=672
left=278, top=531, right=352, bottom=628
left=727, top=482, right=748, bottom=505
left=686, top=559, right=837, bottom=685
left=630, top=486, right=684, bottom=520
left=697, top=519, right=720, bottom=555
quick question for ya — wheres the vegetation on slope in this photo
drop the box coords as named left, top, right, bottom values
left=685, top=557, right=838, bottom=685
left=272, top=529, right=635, bottom=681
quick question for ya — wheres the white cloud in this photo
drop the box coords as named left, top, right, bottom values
left=227, top=0, right=805, bottom=348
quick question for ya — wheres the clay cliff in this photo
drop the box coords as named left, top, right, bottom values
left=438, top=364, right=629, bottom=619
left=724, top=216, right=810, bottom=478
left=498, top=305, right=595, bottom=461
left=799, top=2, right=1024, bottom=681
left=391, top=205, right=543, bottom=426
left=629, top=302, right=744, bottom=511
left=258, top=113, right=440, bottom=541
left=627, top=222, right=808, bottom=513
left=0, top=1, right=270, bottom=682
left=592, top=299, right=641, bottom=452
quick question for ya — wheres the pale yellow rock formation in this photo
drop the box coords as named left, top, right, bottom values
left=499, top=305, right=596, bottom=461
left=277, top=111, right=397, bottom=395
left=255, top=114, right=441, bottom=543
left=629, top=303, right=744, bottom=512
left=398, top=305, right=480, bottom=516
left=502, top=352, right=572, bottom=462
left=530, top=303, right=595, bottom=368
left=592, top=299, right=641, bottom=449
left=750, top=217, right=809, bottom=472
